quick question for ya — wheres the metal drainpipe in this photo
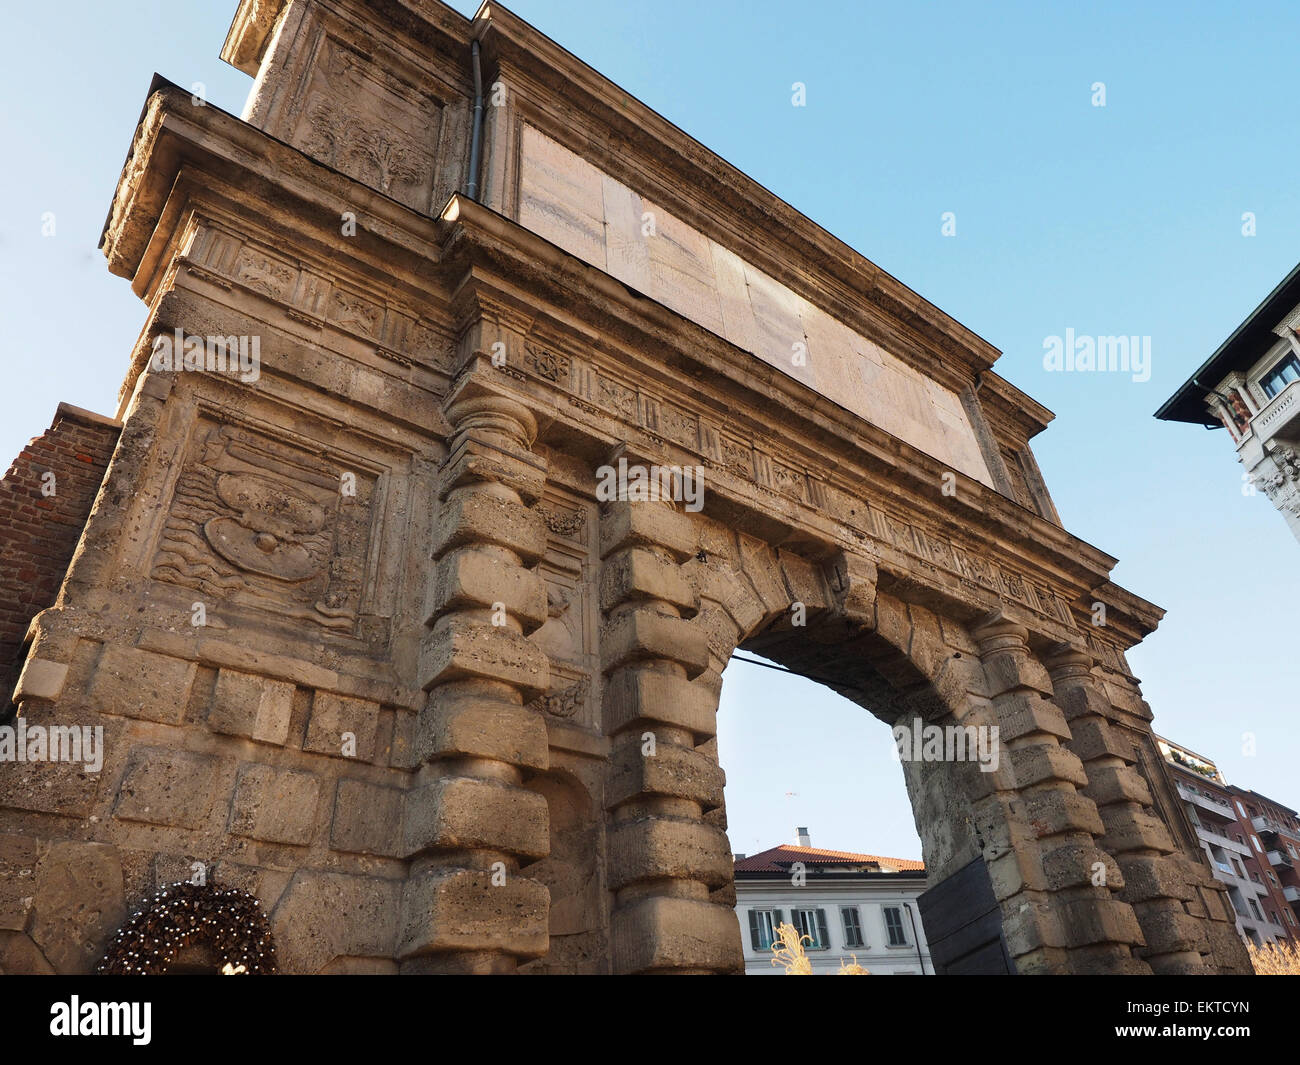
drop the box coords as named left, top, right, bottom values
left=903, top=902, right=926, bottom=975
left=465, top=39, right=484, bottom=201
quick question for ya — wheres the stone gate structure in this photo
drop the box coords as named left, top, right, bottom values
left=0, top=0, right=1251, bottom=974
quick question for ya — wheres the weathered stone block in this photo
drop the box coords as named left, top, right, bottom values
left=606, top=738, right=725, bottom=810
left=420, top=618, right=549, bottom=700
left=428, top=547, right=548, bottom=632
left=610, top=895, right=742, bottom=972
left=399, top=867, right=548, bottom=959
left=608, top=817, right=732, bottom=889
left=993, top=692, right=1072, bottom=743
left=1023, top=787, right=1105, bottom=839
left=600, top=548, right=697, bottom=616
left=1051, top=681, right=1114, bottom=722
left=600, top=610, right=709, bottom=678
left=600, top=501, right=698, bottom=561
left=1059, top=895, right=1145, bottom=949
left=29, top=840, right=124, bottom=973
left=1131, top=903, right=1207, bottom=955
left=208, top=668, right=294, bottom=746
left=229, top=763, right=320, bottom=845
left=432, top=491, right=547, bottom=564
left=1066, top=715, right=1135, bottom=763
left=777, top=549, right=832, bottom=615
left=414, top=690, right=548, bottom=769
left=1082, top=764, right=1153, bottom=807
left=331, top=779, right=404, bottom=857
left=304, top=691, right=380, bottom=762
left=826, top=551, right=878, bottom=625
left=14, top=657, right=69, bottom=702
left=603, top=666, right=718, bottom=739
left=88, top=644, right=196, bottom=724
left=1041, top=841, right=1124, bottom=892
left=404, top=776, right=548, bottom=860
left=0, top=834, right=38, bottom=931
left=114, top=747, right=223, bottom=829
left=0, top=931, right=55, bottom=974
left=1009, top=743, right=1088, bottom=790
left=1099, top=806, right=1175, bottom=855
left=272, top=870, right=401, bottom=973
left=987, top=845, right=1049, bottom=900
left=980, top=648, right=1054, bottom=698
left=440, top=435, right=547, bottom=504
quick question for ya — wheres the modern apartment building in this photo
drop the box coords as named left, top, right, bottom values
left=1158, top=737, right=1299, bottom=947
left=1157, top=260, right=1300, bottom=542
left=733, top=829, right=932, bottom=975
left=1227, top=787, right=1300, bottom=939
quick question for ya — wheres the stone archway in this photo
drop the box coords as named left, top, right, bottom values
left=592, top=501, right=1203, bottom=974
left=2, top=0, right=1253, bottom=977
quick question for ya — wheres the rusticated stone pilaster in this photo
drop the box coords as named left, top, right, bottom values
left=1045, top=647, right=1247, bottom=975
left=972, top=615, right=1149, bottom=974
left=404, top=350, right=552, bottom=974
left=599, top=497, right=741, bottom=974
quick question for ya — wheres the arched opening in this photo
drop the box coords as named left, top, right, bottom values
left=712, top=578, right=1010, bottom=975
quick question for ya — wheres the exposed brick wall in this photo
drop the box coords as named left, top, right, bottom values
left=0, top=403, right=120, bottom=703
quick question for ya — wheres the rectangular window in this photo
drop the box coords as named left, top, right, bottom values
left=1286, top=909, right=1296, bottom=927
left=792, top=908, right=829, bottom=950
left=883, top=906, right=908, bottom=947
left=747, top=909, right=782, bottom=952
left=1261, top=354, right=1300, bottom=399
left=841, top=907, right=864, bottom=949
left=1250, top=899, right=1264, bottom=921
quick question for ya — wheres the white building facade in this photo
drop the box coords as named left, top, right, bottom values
left=1158, top=261, right=1300, bottom=542
left=734, top=832, right=932, bottom=975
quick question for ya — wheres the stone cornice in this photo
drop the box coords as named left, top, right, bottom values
left=978, top=372, right=1056, bottom=445
left=436, top=193, right=1158, bottom=661
left=99, top=80, right=446, bottom=301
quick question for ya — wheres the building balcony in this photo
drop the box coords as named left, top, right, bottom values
left=1251, top=379, right=1300, bottom=445
left=1196, top=826, right=1253, bottom=856
left=1284, top=885, right=1300, bottom=904
left=1177, top=784, right=1236, bottom=819
left=1253, top=815, right=1300, bottom=846
left=1267, top=850, right=1294, bottom=870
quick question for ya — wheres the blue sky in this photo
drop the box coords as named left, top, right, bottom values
left=3, top=1, right=1298, bottom=862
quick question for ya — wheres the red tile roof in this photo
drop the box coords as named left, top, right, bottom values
left=734, top=844, right=924, bottom=874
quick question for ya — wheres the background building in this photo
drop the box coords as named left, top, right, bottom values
left=733, top=828, right=931, bottom=975
left=1158, top=737, right=1299, bottom=947
left=1157, top=261, right=1300, bottom=541
left=1228, top=787, right=1300, bottom=940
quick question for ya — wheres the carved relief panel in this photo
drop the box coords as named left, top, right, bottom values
left=289, top=36, right=446, bottom=214
left=151, top=419, right=381, bottom=638
left=529, top=488, right=599, bottom=731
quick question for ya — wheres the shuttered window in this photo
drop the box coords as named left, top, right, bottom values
left=792, top=908, right=829, bottom=950
left=884, top=906, right=908, bottom=946
left=841, top=906, right=864, bottom=948
left=747, top=909, right=782, bottom=951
